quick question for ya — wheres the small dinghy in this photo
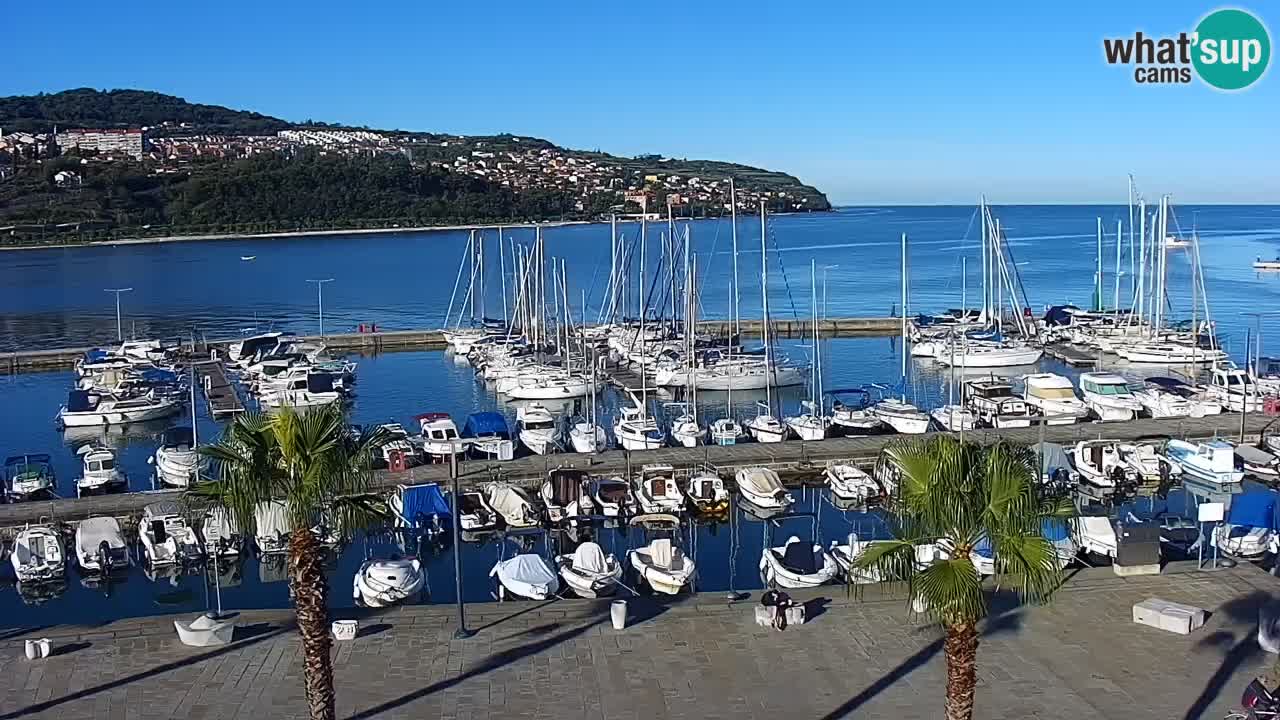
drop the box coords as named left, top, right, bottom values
left=824, top=463, right=880, bottom=502
left=75, top=516, right=130, bottom=573
left=735, top=466, right=793, bottom=510
left=140, top=501, right=203, bottom=566
left=629, top=537, right=696, bottom=596
left=828, top=535, right=889, bottom=584
left=458, top=491, right=500, bottom=532
left=556, top=541, right=622, bottom=598
left=10, top=524, right=65, bottom=583
left=491, top=553, right=559, bottom=600
left=584, top=477, right=631, bottom=517
left=5, top=454, right=56, bottom=501
left=632, top=464, right=685, bottom=514
left=354, top=556, right=425, bottom=607
left=484, top=482, right=542, bottom=528
left=760, top=536, right=838, bottom=589
left=686, top=465, right=729, bottom=515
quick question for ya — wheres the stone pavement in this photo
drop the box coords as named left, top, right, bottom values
left=2, top=564, right=1279, bottom=720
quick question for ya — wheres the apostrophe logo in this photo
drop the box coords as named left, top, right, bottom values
left=1103, top=8, right=1271, bottom=91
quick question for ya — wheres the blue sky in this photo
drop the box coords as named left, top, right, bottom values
left=4, top=1, right=1275, bottom=204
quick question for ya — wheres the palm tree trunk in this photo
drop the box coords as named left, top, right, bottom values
left=943, top=621, right=979, bottom=720
left=289, top=528, right=335, bottom=720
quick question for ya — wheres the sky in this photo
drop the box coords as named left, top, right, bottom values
left=4, top=1, right=1276, bottom=205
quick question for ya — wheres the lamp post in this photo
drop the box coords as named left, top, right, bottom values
left=104, top=287, right=133, bottom=341
left=306, top=278, right=334, bottom=337
left=449, top=441, right=475, bottom=639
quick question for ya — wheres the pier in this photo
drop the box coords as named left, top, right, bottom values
left=0, top=412, right=1269, bottom=529
left=193, top=361, right=245, bottom=418
left=1044, top=342, right=1102, bottom=367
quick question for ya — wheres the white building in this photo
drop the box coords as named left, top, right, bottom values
left=56, top=129, right=145, bottom=159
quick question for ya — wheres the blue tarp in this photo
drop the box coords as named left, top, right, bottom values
left=1227, top=490, right=1278, bottom=530
left=399, top=484, right=451, bottom=528
left=1042, top=305, right=1080, bottom=327
left=66, top=390, right=95, bottom=412
left=307, top=373, right=336, bottom=394
left=1040, top=518, right=1070, bottom=542
left=136, top=368, right=178, bottom=385
left=461, top=412, right=510, bottom=439
left=84, top=349, right=110, bottom=363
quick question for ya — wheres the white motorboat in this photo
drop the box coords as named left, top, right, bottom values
left=503, top=373, right=595, bottom=400
left=354, top=556, right=424, bottom=607
left=139, top=501, right=202, bottom=566
left=746, top=402, right=787, bottom=443
left=202, top=507, right=242, bottom=556
left=824, top=463, right=881, bottom=502
left=1072, top=516, right=1117, bottom=561
left=541, top=468, right=588, bottom=523
left=629, top=537, right=696, bottom=595
left=458, top=490, right=500, bottom=532
left=1254, top=257, right=1280, bottom=271
left=1078, top=372, right=1142, bottom=422
left=965, top=379, right=1032, bottom=428
left=930, top=404, right=977, bottom=432
left=1143, top=377, right=1221, bottom=416
left=1119, top=442, right=1180, bottom=483
left=870, top=398, right=930, bottom=434
left=58, top=389, right=180, bottom=427
left=227, top=332, right=287, bottom=368
left=735, top=466, right=793, bottom=510
left=1237, top=445, right=1280, bottom=478
left=828, top=535, right=895, bottom=583
left=827, top=389, right=883, bottom=432
left=75, top=445, right=127, bottom=496
left=259, top=373, right=342, bottom=411
left=367, top=423, right=420, bottom=468
left=686, top=465, right=729, bottom=515
left=254, top=500, right=291, bottom=555
left=760, top=536, right=838, bottom=588
left=460, top=412, right=515, bottom=461
left=1130, top=380, right=1194, bottom=419
left=935, top=342, right=1043, bottom=368
left=152, top=426, right=200, bottom=487
left=1165, top=439, right=1243, bottom=486
left=491, top=554, right=559, bottom=600
left=614, top=401, right=665, bottom=451
left=10, top=524, right=65, bottom=583
left=1207, top=366, right=1263, bottom=413
left=785, top=400, right=830, bottom=441
left=568, top=419, right=607, bottom=453
left=415, top=413, right=466, bottom=462
left=584, top=477, right=630, bottom=517
left=556, top=542, right=622, bottom=598
left=709, top=416, right=745, bottom=446
left=1069, top=440, right=1137, bottom=490
left=4, top=454, right=56, bottom=501
left=516, top=404, right=563, bottom=455
left=632, top=464, right=685, bottom=514
left=1020, top=373, right=1089, bottom=425
left=74, top=516, right=130, bottom=572
left=483, top=483, right=541, bottom=528
left=1213, top=524, right=1274, bottom=558
left=1117, top=342, right=1225, bottom=365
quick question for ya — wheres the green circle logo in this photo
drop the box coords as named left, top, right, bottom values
left=1192, top=8, right=1271, bottom=90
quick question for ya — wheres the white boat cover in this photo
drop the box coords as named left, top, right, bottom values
left=1073, top=516, right=1117, bottom=555
left=738, top=467, right=783, bottom=497
left=490, top=554, right=558, bottom=599
left=77, top=517, right=125, bottom=550
left=571, top=542, right=608, bottom=573
left=206, top=507, right=240, bottom=535
left=144, top=501, right=182, bottom=519
left=649, top=538, right=674, bottom=567
left=255, top=501, right=289, bottom=537
left=487, top=485, right=534, bottom=523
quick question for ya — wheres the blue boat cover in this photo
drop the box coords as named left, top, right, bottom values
left=462, top=412, right=510, bottom=439
left=400, top=484, right=451, bottom=528
left=1040, top=518, right=1070, bottom=542
left=1042, top=305, right=1080, bottom=327
left=67, top=390, right=95, bottom=412
left=1227, top=490, right=1278, bottom=530
left=137, top=368, right=178, bottom=384
left=307, top=373, right=336, bottom=393
left=84, top=349, right=110, bottom=363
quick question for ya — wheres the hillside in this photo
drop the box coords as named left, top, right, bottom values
left=0, top=89, right=830, bottom=245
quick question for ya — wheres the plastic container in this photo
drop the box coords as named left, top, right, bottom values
left=610, top=600, right=627, bottom=630
left=332, top=620, right=359, bottom=641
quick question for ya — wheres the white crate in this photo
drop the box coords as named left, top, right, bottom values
left=1132, top=598, right=1206, bottom=635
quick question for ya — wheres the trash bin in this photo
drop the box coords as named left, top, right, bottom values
left=610, top=600, right=627, bottom=630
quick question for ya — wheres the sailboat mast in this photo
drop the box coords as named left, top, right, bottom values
left=479, top=230, right=486, bottom=322
left=640, top=215, right=648, bottom=416
left=1114, top=219, right=1122, bottom=313
left=760, top=201, right=773, bottom=417
left=1137, top=201, right=1147, bottom=322
left=1095, top=217, right=1103, bottom=311
left=730, top=179, right=740, bottom=338
left=980, top=195, right=988, bottom=321
left=498, top=226, right=508, bottom=326
left=900, top=232, right=907, bottom=401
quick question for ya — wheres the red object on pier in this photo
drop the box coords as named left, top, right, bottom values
left=1264, top=397, right=1280, bottom=416
left=388, top=450, right=407, bottom=472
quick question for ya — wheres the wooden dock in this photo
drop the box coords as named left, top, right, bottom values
left=0, top=411, right=1270, bottom=529
left=1045, top=343, right=1101, bottom=367
left=193, top=361, right=245, bottom=418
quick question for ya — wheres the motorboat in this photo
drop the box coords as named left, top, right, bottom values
left=785, top=400, right=831, bottom=441
left=1254, top=257, right=1280, bottom=271
left=58, top=389, right=181, bottom=427
left=632, top=464, right=685, bottom=514
left=1040, top=518, right=1080, bottom=569
left=709, top=416, right=745, bottom=446
left=1237, top=445, right=1280, bottom=478
left=556, top=541, right=622, bottom=598
left=827, top=389, right=883, bottom=433
left=1207, top=366, right=1263, bottom=413
left=458, top=490, right=500, bottom=532
left=613, top=398, right=665, bottom=451
left=930, top=404, right=977, bottom=432
left=584, top=477, right=631, bottom=517
left=828, top=536, right=886, bottom=583
left=10, top=524, right=65, bottom=583
left=259, top=373, right=342, bottom=411
left=139, top=501, right=203, bottom=566
left=5, top=454, right=55, bottom=501
left=1117, top=342, right=1225, bottom=365
left=686, top=465, right=729, bottom=515
left=152, top=427, right=200, bottom=487
left=760, top=536, right=838, bottom=588
left=1165, top=439, right=1243, bottom=486
left=1068, top=440, right=1137, bottom=490
left=202, top=507, right=242, bottom=556
left=491, top=554, right=559, bottom=600
left=416, top=413, right=466, bottom=462
left=1143, top=377, right=1220, bottom=416
left=516, top=404, right=563, bottom=455
left=965, top=379, right=1032, bottom=428
left=568, top=417, right=608, bottom=454
left=1020, top=373, right=1089, bottom=425
left=483, top=482, right=541, bottom=528
left=1130, top=380, right=1194, bottom=418
left=227, top=332, right=288, bottom=368
left=75, top=445, right=127, bottom=496
left=1078, top=372, right=1142, bottom=422
left=735, top=466, right=793, bottom=510
left=541, top=468, right=588, bottom=523
left=354, top=555, right=424, bottom=607
left=629, top=537, right=696, bottom=595
left=1213, top=524, right=1274, bottom=557
left=389, top=483, right=452, bottom=538
left=824, top=463, right=881, bottom=503
left=869, top=397, right=930, bottom=434
left=365, top=423, right=420, bottom=468
left=74, top=516, right=130, bottom=572
left=1119, top=442, right=1179, bottom=484
left=460, top=412, right=515, bottom=461
left=1072, top=515, right=1117, bottom=562
left=254, top=500, right=291, bottom=555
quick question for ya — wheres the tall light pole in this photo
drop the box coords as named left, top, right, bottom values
left=306, top=279, right=334, bottom=337
left=104, top=287, right=133, bottom=341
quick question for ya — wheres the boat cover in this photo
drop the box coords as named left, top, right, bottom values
left=307, top=373, right=336, bottom=394
left=490, top=554, right=557, bottom=598
left=136, top=368, right=178, bottom=385
left=777, top=537, right=819, bottom=575
left=84, top=349, right=110, bottom=363
left=143, top=501, right=182, bottom=519
left=66, top=390, right=97, bottom=412
left=649, top=538, right=674, bottom=568
left=488, top=485, right=533, bottom=522
left=206, top=507, right=240, bottom=535
left=548, top=470, right=586, bottom=505
left=255, top=501, right=290, bottom=537
left=399, top=484, right=451, bottom=527
left=571, top=542, right=608, bottom=573
left=78, top=517, right=125, bottom=550
left=462, top=412, right=510, bottom=439
left=163, top=427, right=195, bottom=448
left=738, top=468, right=783, bottom=497
left=1042, top=305, right=1081, bottom=327
left=1040, top=518, right=1070, bottom=542
left=1038, top=442, right=1073, bottom=477
left=1228, top=490, right=1278, bottom=531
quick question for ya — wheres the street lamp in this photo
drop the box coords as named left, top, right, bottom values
left=449, top=441, right=475, bottom=639
left=104, top=287, right=133, bottom=341
left=306, top=279, right=334, bottom=337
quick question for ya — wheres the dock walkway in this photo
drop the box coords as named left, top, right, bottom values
left=193, top=361, right=245, bottom=418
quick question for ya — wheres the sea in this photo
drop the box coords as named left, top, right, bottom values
left=1, top=204, right=1278, bottom=626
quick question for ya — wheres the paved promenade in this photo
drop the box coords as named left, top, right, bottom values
left=2, top=564, right=1278, bottom=720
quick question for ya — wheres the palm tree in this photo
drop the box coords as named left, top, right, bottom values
left=855, top=435, right=1074, bottom=720
left=191, top=405, right=389, bottom=720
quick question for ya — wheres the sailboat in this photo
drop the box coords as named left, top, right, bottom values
left=711, top=194, right=745, bottom=446
left=745, top=202, right=788, bottom=443
left=871, top=233, right=930, bottom=434
left=786, top=260, right=831, bottom=441
left=930, top=332, right=978, bottom=431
